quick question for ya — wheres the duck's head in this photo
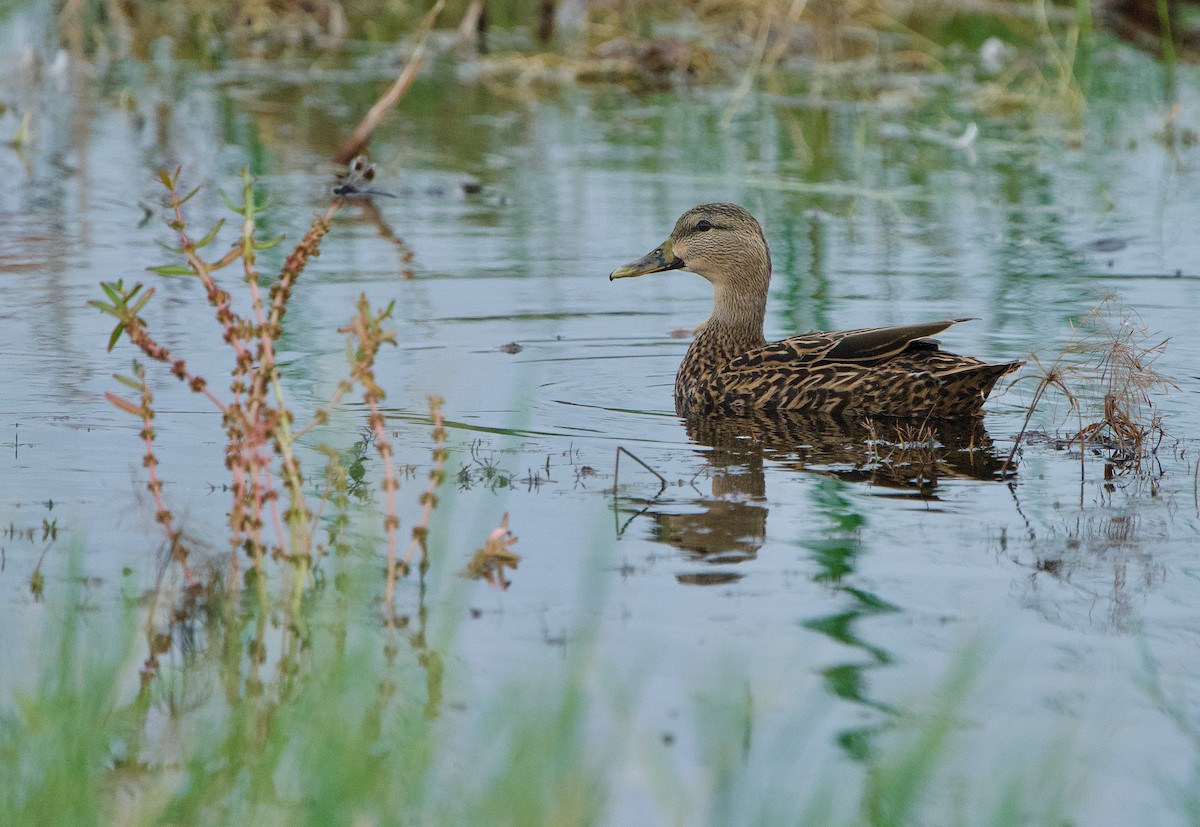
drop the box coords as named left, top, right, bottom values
left=609, top=203, right=771, bottom=293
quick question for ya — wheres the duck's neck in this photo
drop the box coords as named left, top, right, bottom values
left=680, top=270, right=770, bottom=379
left=693, top=234, right=772, bottom=353
left=709, top=282, right=768, bottom=348
left=676, top=286, right=769, bottom=408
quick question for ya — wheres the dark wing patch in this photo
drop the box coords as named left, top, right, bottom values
left=823, top=319, right=974, bottom=362
left=728, top=319, right=973, bottom=371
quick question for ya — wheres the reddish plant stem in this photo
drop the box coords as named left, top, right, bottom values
left=108, top=365, right=197, bottom=589
left=337, top=294, right=404, bottom=601
left=262, top=462, right=287, bottom=560
left=167, top=189, right=260, bottom=565
left=374, top=396, right=401, bottom=605
left=403, top=397, right=447, bottom=572
left=121, top=317, right=226, bottom=413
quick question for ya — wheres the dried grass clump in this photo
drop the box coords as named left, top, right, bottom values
left=61, top=0, right=360, bottom=58
left=1006, top=295, right=1176, bottom=478
left=462, top=513, right=520, bottom=590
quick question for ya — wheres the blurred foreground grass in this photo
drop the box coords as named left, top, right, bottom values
left=5, top=548, right=1188, bottom=827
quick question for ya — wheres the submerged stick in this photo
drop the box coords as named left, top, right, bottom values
left=1193, top=456, right=1199, bottom=515
left=613, top=446, right=667, bottom=498
left=612, top=447, right=669, bottom=538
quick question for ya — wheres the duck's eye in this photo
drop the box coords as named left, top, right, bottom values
left=695, top=219, right=713, bottom=232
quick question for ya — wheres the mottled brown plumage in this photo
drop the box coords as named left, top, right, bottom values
left=610, top=203, right=1022, bottom=418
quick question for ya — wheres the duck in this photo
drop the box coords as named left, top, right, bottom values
left=609, top=202, right=1022, bottom=418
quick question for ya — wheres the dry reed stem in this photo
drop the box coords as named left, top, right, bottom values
left=721, top=0, right=808, bottom=128
left=456, top=0, right=486, bottom=49
left=1002, top=356, right=1082, bottom=476
left=612, top=446, right=667, bottom=497
left=1193, top=456, right=1199, bottom=515
left=334, top=0, right=444, bottom=165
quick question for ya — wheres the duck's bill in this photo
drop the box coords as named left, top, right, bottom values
left=609, top=242, right=684, bottom=280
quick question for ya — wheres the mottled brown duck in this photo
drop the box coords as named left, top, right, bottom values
left=610, top=203, right=1022, bottom=418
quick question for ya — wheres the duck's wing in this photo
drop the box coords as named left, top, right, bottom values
left=728, top=318, right=975, bottom=370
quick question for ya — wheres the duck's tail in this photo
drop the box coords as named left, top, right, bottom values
left=933, top=360, right=1024, bottom=417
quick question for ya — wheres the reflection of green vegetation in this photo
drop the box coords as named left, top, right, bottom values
left=801, top=478, right=900, bottom=760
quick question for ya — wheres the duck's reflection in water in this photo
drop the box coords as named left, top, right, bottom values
left=689, top=411, right=1009, bottom=489
left=609, top=410, right=1012, bottom=758
left=621, top=411, right=1013, bottom=759
left=628, top=411, right=1011, bottom=583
